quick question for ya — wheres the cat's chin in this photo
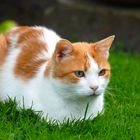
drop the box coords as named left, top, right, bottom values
left=76, top=92, right=102, bottom=98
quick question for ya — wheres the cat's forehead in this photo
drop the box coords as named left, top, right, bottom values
left=72, top=42, right=110, bottom=70
left=72, top=42, right=96, bottom=68
left=87, top=54, right=99, bottom=73
left=72, top=42, right=96, bottom=59
left=72, top=42, right=91, bottom=52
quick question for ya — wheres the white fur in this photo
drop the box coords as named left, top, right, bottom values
left=0, top=26, right=109, bottom=123
left=37, top=26, right=61, bottom=57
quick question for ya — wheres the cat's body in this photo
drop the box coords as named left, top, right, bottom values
left=0, top=26, right=114, bottom=122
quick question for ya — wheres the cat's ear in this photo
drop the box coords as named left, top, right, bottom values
left=94, top=35, right=115, bottom=59
left=54, top=39, right=73, bottom=62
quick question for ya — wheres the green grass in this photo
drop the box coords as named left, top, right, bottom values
left=0, top=52, right=140, bottom=140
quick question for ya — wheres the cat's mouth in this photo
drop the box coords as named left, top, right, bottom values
left=89, top=92, right=101, bottom=97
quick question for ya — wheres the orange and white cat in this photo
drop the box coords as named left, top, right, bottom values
left=0, top=26, right=115, bottom=122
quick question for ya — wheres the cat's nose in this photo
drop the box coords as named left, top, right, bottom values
left=90, top=85, right=99, bottom=91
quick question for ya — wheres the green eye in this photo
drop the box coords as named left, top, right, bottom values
left=99, top=69, right=106, bottom=76
left=74, top=71, right=85, bottom=78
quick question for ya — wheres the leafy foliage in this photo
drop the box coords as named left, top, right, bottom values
left=0, top=20, right=17, bottom=33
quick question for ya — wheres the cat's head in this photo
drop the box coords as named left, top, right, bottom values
left=47, top=36, right=115, bottom=99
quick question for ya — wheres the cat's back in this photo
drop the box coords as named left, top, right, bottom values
left=0, top=26, right=60, bottom=80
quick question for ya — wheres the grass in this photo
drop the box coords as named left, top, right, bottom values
left=0, top=52, right=140, bottom=140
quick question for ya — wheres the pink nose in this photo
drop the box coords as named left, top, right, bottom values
left=90, top=85, right=99, bottom=91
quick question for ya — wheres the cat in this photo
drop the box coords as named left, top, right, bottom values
left=0, top=26, right=115, bottom=122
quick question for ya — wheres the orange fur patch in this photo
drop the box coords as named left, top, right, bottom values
left=0, top=34, right=9, bottom=68
left=17, top=27, right=42, bottom=45
left=12, top=27, right=48, bottom=80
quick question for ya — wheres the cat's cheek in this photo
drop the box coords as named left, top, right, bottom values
left=95, top=88, right=105, bottom=95
left=75, top=79, right=92, bottom=95
left=77, top=78, right=88, bottom=85
left=98, top=77, right=109, bottom=90
left=96, top=78, right=108, bottom=95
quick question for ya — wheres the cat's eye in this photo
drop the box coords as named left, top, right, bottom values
left=74, top=71, right=85, bottom=78
left=99, top=69, right=106, bottom=76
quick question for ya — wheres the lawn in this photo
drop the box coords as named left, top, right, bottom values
left=0, top=52, right=140, bottom=140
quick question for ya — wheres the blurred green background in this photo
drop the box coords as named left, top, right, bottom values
left=0, top=20, right=17, bottom=33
